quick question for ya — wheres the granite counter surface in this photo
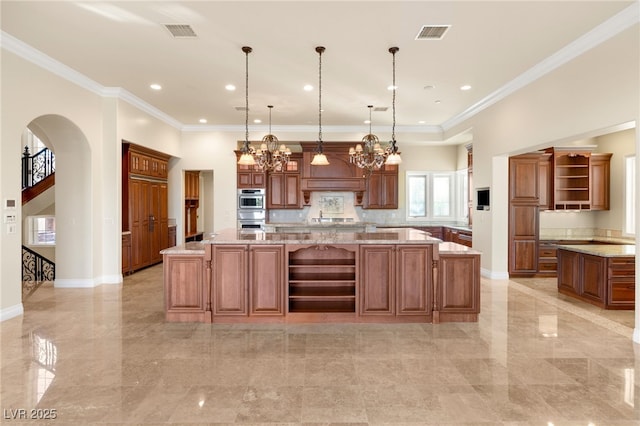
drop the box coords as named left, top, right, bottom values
left=161, top=227, right=441, bottom=254
left=556, top=244, right=636, bottom=257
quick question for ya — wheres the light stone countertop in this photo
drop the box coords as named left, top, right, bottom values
left=438, top=241, right=481, bottom=255
left=161, top=227, right=442, bottom=254
left=556, top=244, right=635, bottom=257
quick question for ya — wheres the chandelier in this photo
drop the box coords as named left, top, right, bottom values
left=384, top=46, right=402, bottom=165
left=310, top=46, right=329, bottom=166
left=254, top=105, right=291, bottom=171
left=237, top=46, right=256, bottom=166
left=349, top=105, right=386, bottom=173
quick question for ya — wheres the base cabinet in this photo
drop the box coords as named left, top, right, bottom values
left=212, top=245, right=286, bottom=317
left=164, top=253, right=207, bottom=322
left=557, top=248, right=635, bottom=309
left=437, top=253, right=480, bottom=321
left=359, top=245, right=432, bottom=317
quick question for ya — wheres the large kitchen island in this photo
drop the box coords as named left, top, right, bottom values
left=161, top=227, right=481, bottom=324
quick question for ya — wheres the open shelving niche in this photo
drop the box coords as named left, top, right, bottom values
left=287, top=245, right=357, bottom=313
left=553, top=151, right=591, bottom=210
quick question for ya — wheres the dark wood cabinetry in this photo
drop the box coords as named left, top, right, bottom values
left=538, top=148, right=611, bottom=211
left=122, top=142, right=170, bottom=272
left=235, top=151, right=266, bottom=189
left=437, top=251, right=480, bottom=322
left=211, top=244, right=286, bottom=317
left=164, top=253, right=208, bottom=322
left=267, top=154, right=302, bottom=209
left=590, top=153, right=612, bottom=211
left=508, top=153, right=541, bottom=276
left=288, top=245, right=357, bottom=313
left=558, top=247, right=635, bottom=309
left=184, top=171, right=200, bottom=240
left=121, top=232, right=131, bottom=274
left=364, top=164, right=399, bottom=209
left=359, top=245, right=432, bottom=317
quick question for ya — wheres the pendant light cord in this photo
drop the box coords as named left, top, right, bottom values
left=316, top=46, right=325, bottom=153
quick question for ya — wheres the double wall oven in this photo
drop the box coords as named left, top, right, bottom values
left=237, top=188, right=265, bottom=230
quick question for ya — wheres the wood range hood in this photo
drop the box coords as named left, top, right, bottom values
left=299, top=142, right=366, bottom=205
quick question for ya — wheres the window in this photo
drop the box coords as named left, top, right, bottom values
left=406, top=170, right=468, bottom=221
left=624, top=155, right=635, bottom=236
left=27, top=215, right=55, bottom=246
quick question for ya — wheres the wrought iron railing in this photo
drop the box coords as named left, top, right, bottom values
left=22, top=245, right=55, bottom=298
left=22, top=146, right=55, bottom=190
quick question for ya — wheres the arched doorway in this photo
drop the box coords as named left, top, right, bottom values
left=23, top=115, right=93, bottom=290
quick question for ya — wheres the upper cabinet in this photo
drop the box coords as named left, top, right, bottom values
left=234, top=150, right=266, bottom=189
left=363, top=164, right=398, bottom=209
left=267, top=153, right=302, bottom=209
left=539, top=148, right=612, bottom=211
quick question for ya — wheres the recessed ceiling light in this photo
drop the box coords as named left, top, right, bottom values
left=225, top=84, right=236, bottom=91
left=199, top=118, right=207, bottom=124
left=254, top=119, right=262, bottom=124
left=460, top=85, right=472, bottom=91
left=150, top=83, right=162, bottom=90
left=423, top=85, right=435, bottom=90
left=303, top=84, right=313, bottom=91
left=364, top=120, right=371, bottom=124
left=435, top=100, right=442, bottom=104
left=418, top=120, right=426, bottom=124
left=387, top=85, right=398, bottom=91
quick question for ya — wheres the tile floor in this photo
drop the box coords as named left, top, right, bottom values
left=1, top=265, right=640, bottom=425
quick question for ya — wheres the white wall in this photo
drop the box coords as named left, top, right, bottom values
left=446, top=25, right=639, bottom=276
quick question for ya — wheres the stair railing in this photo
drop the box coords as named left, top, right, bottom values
left=22, top=245, right=55, bottom=297
left=22, top=146, right=55, bottom=190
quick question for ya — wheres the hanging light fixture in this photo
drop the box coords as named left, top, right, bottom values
left=385, top=46, right=402, bottom=165
left=254, top=105, right=291, bottom=171
left=310, top=46, right=329, bottom=166
left=349, top=105, right=385, bottom=173
left=237, top=46, right=256, bottom=166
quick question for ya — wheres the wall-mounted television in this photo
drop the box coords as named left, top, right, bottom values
left=477, top=187, right=490, bottom=211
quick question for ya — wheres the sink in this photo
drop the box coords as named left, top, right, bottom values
left=310, top=217, right=355, bottom=223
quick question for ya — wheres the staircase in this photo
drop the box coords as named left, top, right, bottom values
left=22, top=146, right=56, bottom=298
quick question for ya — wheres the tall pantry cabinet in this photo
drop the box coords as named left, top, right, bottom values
left=122, top=142, right=170, bottom=272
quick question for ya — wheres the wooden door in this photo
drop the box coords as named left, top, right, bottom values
left=557, top=249, right=580, bottom=295
left=580, top=253, right=606, bottom=303
left=396, top=245, right=431, bottom=315
left=213, top=245, right=248, bottom=316
left=250, top=245, right=284, bottom=315
left=590, top=153, right=611, bottom=211
left=149, top=182, right=162, bottom=264
left=359, top=245, right=395, bottom=315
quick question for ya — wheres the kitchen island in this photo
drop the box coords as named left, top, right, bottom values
left=557, top=244, right=636, bottom=309
left=161, top=227, right=481, bottom=324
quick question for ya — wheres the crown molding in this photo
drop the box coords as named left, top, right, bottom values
left=442, top=2, right=640, bottom=132
left=181, top=123, right=443, bottom=135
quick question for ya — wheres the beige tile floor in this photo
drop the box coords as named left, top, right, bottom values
left=2, top=265, right=640, bottom=425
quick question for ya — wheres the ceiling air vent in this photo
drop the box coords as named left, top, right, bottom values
left=235, top=106, right=248, bottom=111
left=164, top=24, right=197, bottom=38
left=415, top=25, right=450, bottom=40
left=373, top=107, right=388, bottom=112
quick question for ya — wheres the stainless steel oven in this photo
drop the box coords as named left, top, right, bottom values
left=237, top=189, right=266, bottom=230
left=238, top=188, right=265, bottom=209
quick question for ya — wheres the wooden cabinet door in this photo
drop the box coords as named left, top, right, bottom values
left=590, top=153, right=611, bottom=211
left=538, top=153, right=552, bottom=210
left=557, top=249, right=580, bottom=295
left=509, top=154, right=540, bottom=201
left=359, top=245, right=395, bottom=315
left=509, top=204, right=539, bottom=274
left=250, top=245, right=284, bottom=315
left=364, top=167, right=398, bottom=209
left=164, top=255, right=205, bottom=312
left=149, top=182, right=164, bottom=264
left=284, top=174, right=300, bottom=208
left=396, top=245, right=432, bottom=315
left=267, top=173, right=284, bottom=208
left=580, top=253, right=606, bottom=303
left=213, top=245, right=248, bottom=316
left=438, top=254, right=480, bottom=314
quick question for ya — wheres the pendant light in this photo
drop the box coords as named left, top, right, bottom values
left=310, top=46, right=329, bottom=166
left=385, top=46, right=402, bottom=165
left=237, top=46, right=256, bottom=166
left=255, top=105, right=291, bottom=171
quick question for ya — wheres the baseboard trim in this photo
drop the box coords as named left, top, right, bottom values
left=0, top=303, right=24, bottom=322
left=481, top=268, right=509, bottom=280
left=54, top=278, right=97, bottom=288
left=97, top=274, right=124, bottom=285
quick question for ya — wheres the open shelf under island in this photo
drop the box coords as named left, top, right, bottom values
left=161, top=227, right=481, bottom=324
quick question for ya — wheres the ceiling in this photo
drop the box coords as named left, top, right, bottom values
left=0, top=1, right=635, bottom=142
